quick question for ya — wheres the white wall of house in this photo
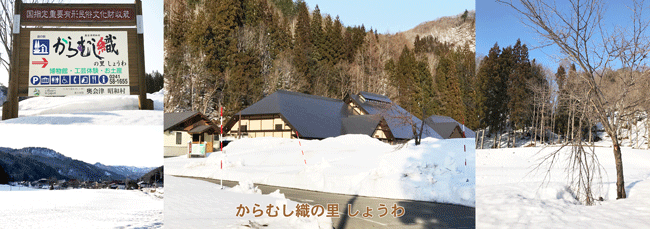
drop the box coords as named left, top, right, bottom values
left=228, top=117, right=293, bottom=139
left=164, top=131, right=216, bottom=157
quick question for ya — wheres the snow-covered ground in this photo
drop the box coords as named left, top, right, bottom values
left=165, top=175, right=331, bottom=228
left=0, top=91, right=164, bottom=228
left=0, top=90, right=163, bottom=125
left=0, top=91, right=163, bottom=167
left=166, top=135, right=475, bottom=207
left=476, top=146, right=650, bottom=228
left=0, top=186, right=163, bottom=228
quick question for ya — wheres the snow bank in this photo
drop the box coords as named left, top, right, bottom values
left=476, top=146, right=650, bottom=228
left=0, top=188, right=163, bottom=228
left=164, top=175, right=331, bottom=229
left=0, top=90, right=163, bottom=125
left=166, top=134, right=475, bottom=207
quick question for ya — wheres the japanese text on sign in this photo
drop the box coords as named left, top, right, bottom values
left=28, top=31, right=129, bottom=96
left=23, top=8, right=134, bottom=21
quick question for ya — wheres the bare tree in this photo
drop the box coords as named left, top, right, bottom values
left=500, top=0, right=650, bottom=201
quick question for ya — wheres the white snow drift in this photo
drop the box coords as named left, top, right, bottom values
left=0, top=187, right=163, bottom=228
left=166, top=135, right=475, bottom=207
left=476, top=146, right=650, bottom=228
left=165, top=175, right=331, bottom=228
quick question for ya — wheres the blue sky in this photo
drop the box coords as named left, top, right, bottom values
left=477, top=0, right=641, bottom=73
left=303, top=0, right=475, bottom=34
left=0, top=0, right=162, bottom=86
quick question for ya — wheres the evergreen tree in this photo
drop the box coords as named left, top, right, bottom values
left=477, top=43, right=508, bottom=135
left=293, top=0, right=313, bottom=93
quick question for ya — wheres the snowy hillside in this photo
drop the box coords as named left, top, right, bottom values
left=403, top=11, right=476, bottom=51
left=94, top=163, right=156, bottom=180
left=476, top=145, right=650, bottom=228
left=166, top=135, right=475, bottom=207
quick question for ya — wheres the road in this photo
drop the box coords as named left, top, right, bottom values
left=175, top=175, right=475, bottom=229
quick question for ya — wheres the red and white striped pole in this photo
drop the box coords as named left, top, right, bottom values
left=295, top=131, right=307, bottom=165
left=463, top=118, right=467, bottom=166
left=220, top=107, right=224, bottom=189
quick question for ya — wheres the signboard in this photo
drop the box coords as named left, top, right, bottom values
left=22, top=7, right=135, bottom=22
left=3, top=1, right=152, bottom=120
left=28, top=31, right=129, bottom=96
left=190, top=143, right=206, bottom=156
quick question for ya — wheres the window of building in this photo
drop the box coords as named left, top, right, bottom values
left=275, top=124, right=282, bottom=131
left=176, top=132, right=182, bottom=145
left=241, top=125, right=247, bottom=132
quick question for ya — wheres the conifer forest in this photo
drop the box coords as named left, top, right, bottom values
left=164, top=0, right=477, bottom=129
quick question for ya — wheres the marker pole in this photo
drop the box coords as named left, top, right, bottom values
left=220, top=106, right=223, bottom=189
left=295, top=131, right=307, bottom=165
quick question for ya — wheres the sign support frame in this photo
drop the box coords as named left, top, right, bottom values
left=2, top=0, right=152, bottom=121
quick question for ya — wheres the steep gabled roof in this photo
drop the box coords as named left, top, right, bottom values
left=340, top=115, right=382, bottom=136
left=164, top=111, right=200, bottom=131
left=237, top=90, right=354, bottom=139
left=424, top=115, right=476, bottom=138
left=164, top=111, right=218, bottom=134
left=359, top=91, right=392, bottom=103
left=347, top=94, right=442, bottom=139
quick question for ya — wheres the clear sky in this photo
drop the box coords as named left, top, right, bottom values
left=0, top=0, right=163, bottom=86
left=303, top=0, right=475, bottom=34
left=477, top=0, right=641, bottom=73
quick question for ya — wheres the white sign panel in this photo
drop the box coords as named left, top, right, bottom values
left=190, top=143, right=206, bottom=156
left=28, top=31, right=129, bottom=96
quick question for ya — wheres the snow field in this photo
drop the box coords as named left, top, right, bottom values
left=0, top=90, right=163, bottom=125
left=164, top=175, right=331, bottom=229
left=476, top=146, right=650, bottom=228
left=166, top=134, right=475, bottom=207
left=0, top=90, right=164, bottom=228
left=0, top=188, right=163, bottom=228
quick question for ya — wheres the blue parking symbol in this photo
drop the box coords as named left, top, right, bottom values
left=33, top=39, right=50, bottom=55
left=90, top=75, right=98, bottom=84
left=99, top=75, right=108, bottom=84
left=40, top=76, right=50, bottom=85
left=61, top=75, right=69, bottom=84
left=51, top=76, right=60, bottom=85
left=71, top=75, right=79, bottom=84
left=80, top=75, right=89, bottom=84
left=31, top=76, right=40, bottom=85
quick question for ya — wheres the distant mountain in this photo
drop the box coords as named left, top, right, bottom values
left=1, top=147, right=125, bottom=182
left=94, top=163, right=156, bottom=180
left=139, top=166, right=163, bottom=183
left=0, top=149, right=68, bottom=182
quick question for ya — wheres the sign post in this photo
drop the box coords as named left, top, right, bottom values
left=2, top=0, right=152, bottom=120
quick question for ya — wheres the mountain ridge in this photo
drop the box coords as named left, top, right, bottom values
left=0, top=147, right=156, bottom=182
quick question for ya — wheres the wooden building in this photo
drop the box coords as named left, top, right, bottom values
left=164, top=111, right=218, bottom=157
left=424, top=115, right=476, bottom=139
left=224, top=90, right=444, bottom=143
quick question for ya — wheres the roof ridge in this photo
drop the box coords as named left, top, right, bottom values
left=275, top=90, right=343, bottom=102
